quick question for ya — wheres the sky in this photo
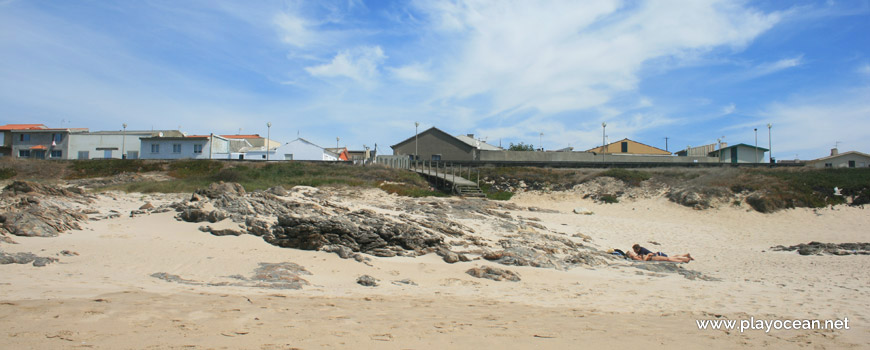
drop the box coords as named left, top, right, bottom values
left=1, top=0, right=868, bottom=160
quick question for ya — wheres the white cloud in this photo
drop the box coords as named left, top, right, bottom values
left=274, top=11, right=318, bottom=48
left=305, top=46, right=386, bottom=84
left=388, top=63, right=432, bottom=82
left=759, top=87, right=870, bottom=159
left=749, top=55, right=804, bottom=77
left=723, top=103, right=736, bottom=115
left=415, top=0, right=781, bottom=117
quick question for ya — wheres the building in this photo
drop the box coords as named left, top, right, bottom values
left=708, top=143, right=768, bottom=164
left=222, top=134, right=279, bottom=150
left=348, top=148, right=376, bottom=164
left=245, top=138, right=340, bottom=161
left=0, top=124, right=48, bottom=157
left=585, top=138, right=671, bottom=155
left=391, top=127, right=502, bottom=161
left=324, top=147, right=350, bottom=161
left=675, top=143, right=727, bottom=157
left=11, top=127, right=89, bottom=159
left=806, top=149, right=870, bottom=168
left=67, top=130, right=184, bottom=159
left=139, top=134, right=231, bottom=160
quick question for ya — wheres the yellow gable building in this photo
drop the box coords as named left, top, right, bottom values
left=585, top=138, right=671, bottom=155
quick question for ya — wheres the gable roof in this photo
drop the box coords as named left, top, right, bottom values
left=809, top=151, right=870, bottom=162
left=0, top=124, right=47, bottom=130
left=390, top=126, right=502, bottom=150
left=221, top=134, right=262, bottom=139
left=585, top=138, right=670, bottom=154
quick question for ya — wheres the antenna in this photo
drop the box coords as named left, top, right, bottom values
left=835, top=141, right=841, bottom=149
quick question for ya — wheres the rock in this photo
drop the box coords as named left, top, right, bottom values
left=466, top=266, right=521, bottom=282
left=436, top=247, right=468, bottom=264
left=0, top=250, right=58, bottom=267
left=59, top=250, right=79, bottom=256
left=632, top=262, right=720, bottom=281
left=210, top=228, right=245, bottom=236
left=267, top=186, right=288, bottom=196
left=244, top=217, right=270, bottom=237
left=572, top=233, right=592, bottom=242
left=193, top=182, right=246, bottom=199
left=322, top=244, right=355, bottom=259
left=139, top=202, right=155, bottom=210
left=370, top=248, right=397, bottom=257
left=483, top=247, right=564, bottom=270
left=771, top=242, right=870, bottom=256
left=357, top=274, right=379, bottom=287
left=572, top=207, right=593, bottom=215
left=179, top=209, right=209, bottom=223
left=391, top=279, right=417, bottom=286
left=563, top=250, right=608, bottom=267
left=4, top=211, right=59, bottom=237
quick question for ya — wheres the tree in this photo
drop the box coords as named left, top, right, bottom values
left=508, top=142, right=535, bottom=151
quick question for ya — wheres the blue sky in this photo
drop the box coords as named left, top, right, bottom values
left=1, top=0, right=868, bottom=160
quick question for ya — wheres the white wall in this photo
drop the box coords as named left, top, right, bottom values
left=139, top=138, right=229, bottom=159
left=809, top=153, right=870, bottom=168
left=68, top=132, right=152, bottom=159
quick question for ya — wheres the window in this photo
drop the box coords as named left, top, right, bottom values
left=19, top=150, right=31, bottom=157
left=825, top=163, right=832, bottom=168
left=193, top=144, right=203, bottom=154
left=172, top=144, right=182, bottom=153
left=848, top=160, right=856, bottom=168
left=52, top=133, right=63, bottom=143
left=50, top=150, right=62, bottom=158
left=621, top=142, right=628, bottom=153
left=431, top=154, right=442, bottom=161
left=127, top=151, right=138, bottom=159
left=285, top=154, right=293, bottom=160
left=19, top=134, right=31, bottom=141
left=78, top=151, right=89, bottom=159
left=151, top=144, right=160, bottom=153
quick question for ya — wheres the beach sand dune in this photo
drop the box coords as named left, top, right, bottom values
left=1, top=188, right=867, bottom=349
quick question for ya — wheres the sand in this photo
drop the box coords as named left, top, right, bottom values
left=1, top=188, right=868, bottom=349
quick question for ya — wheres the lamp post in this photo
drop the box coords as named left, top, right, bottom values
left=601, top=122, right=607, bottom=163
left=266, top=122, right=271, bottom=161
left=121, top=123, right=127, bottom=159
left=539, top=132, right=543, bottom=151
left=767, top=123, right=772, bottom=164
left=754, top=128, right=758, bottom=163
left=414, top=122, right=419, bottom=161
left=336, top=137, right=340, bottom=149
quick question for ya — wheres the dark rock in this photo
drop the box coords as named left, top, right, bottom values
left=771, top=242, right=870, bottom=256
left=179, top=209, right=209, bottom=223
left=483, top=247, right=564, bottom=270
left=244, top=217, right=270, bottom=237
left=0, top=250, right=58, bottom=267
left=59, top=250, right=79, bottom=256
left=322, top=244, right=355, bottom=259
left=194, top=182, right=246, bottom=199
left=357, top=274, right=379, bottom=287
left=436, top=247, right=468, bottom=264
left=466, top=266, right=521, bottom=282
left=267, top=186, right=288, bottom=196
left=139, top=202, right=155, bottom=210
left=632, top=262, right=720, bottom=281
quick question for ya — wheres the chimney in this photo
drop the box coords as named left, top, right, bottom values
left=831, top=148, right=839, bottom=156
left=466, top=134, right=474, bottom=138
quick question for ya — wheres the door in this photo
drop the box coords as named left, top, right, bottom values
left=127, top=151, right=138, bottom=159
left=848, top=160, right=856, bottom=168
left=103, top=150, right=112, bottom=159
left=78, top=151, right=89, bottom=159
left=730, top=148, right=738, bottom=164
left=34, top=150, right=46, bottom=159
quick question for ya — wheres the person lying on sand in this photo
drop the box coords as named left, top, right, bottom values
left=628, top=244, right=694, bottom=263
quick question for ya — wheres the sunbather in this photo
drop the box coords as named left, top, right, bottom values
left=630, top=244, right=694, bottom=263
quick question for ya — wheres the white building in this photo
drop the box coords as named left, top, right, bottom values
left=139, top=134, right=233, bottom=160
left=709, top=143, right=768, bottom=164
left=807, top=149, right=870, bottom=168
left=68, top=130, right=183, bottom=159
left=245, top=138, right=340, bottom=161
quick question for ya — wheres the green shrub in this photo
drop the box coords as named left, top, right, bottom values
left=486, top=191, right=514, bottom=201
left=67, top=159, right=164, bottom=179
left=168, top=160, right=224, bottom=178
left=600, top=194, right=619, bottom=204
left=0, top=167, right=16, bottom=180
left=598, top=169, right=651, bottom=186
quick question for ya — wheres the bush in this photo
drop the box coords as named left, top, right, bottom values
left=0, top=167, right=16, bottom=180
left=67, top=159, right=164, bottom=179
left=598, top=169, right=651, bottom=186
left=168, top=160, right=224, bottom=178
left=600, top=194, right=619, bottom=204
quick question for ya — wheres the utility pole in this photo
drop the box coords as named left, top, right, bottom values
left=122, top=123, right=127, bottom=159
left=266, top=122, right=271, bottom=161
left=767, top=123, right=772, bottom=164
left=754, top=128, right=758, bottom=163
left=414, top=122, right=419, bottom=161
left=664, top=137, right=669, bottom=152
left=539, top=132, right=543, bottom=151
left=601, top=122, right=607, bottom=163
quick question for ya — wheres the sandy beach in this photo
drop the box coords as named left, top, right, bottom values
left=1, top=185, right=868, bottom=349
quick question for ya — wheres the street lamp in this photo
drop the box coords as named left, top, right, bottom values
left=754, top=128, right=758, bottom=163
left=336, top=137, right=340, bottom=149
left=767, top=123, right=772, bottom=164
left=539, top=132, right=543, bottom=151
left=414, top=122, right=419, bottom=161
left=122, top=123, right=127, bottom=159
left=266, top=122, right=271, bottom=161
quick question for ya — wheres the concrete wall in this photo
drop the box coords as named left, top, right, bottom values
left=808, top=154, right=870, bottom=168
left=67, top=132, right=153, bottom=159
left=479, top=150, right=718, bottom=163
left=11, top=131, right=71, bottom=159
left=392, top=131, right=474, bottom=161
left=586, top=139, right=670, bottom=155
left=376, top=155, right=410, bottom=169
left=139, top=137, right=228, bottom=160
